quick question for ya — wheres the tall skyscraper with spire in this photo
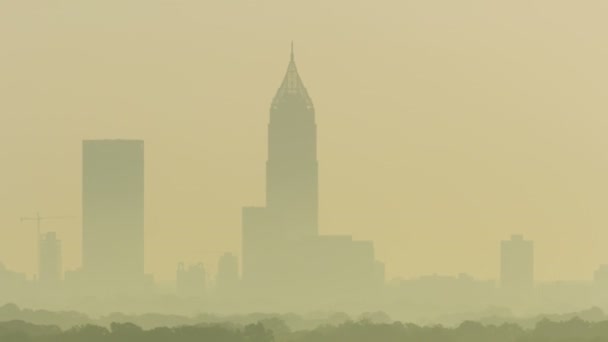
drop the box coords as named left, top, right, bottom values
left=266, top=42, right=318, bottom=240
left=242, top=45, right=384, bottom=304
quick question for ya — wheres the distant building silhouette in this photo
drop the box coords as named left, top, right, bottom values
left=393, top=273, right=496, bottom=313
left=592, top=264, right=608, bottom=304
left=216, top=252, right=239, bottom=296
left=594, top=265, right=608, bottom=287
left=500, top=235, right=534, bottom=293
left=242, top=44, right=383, bottom=302
left=176, top=262, right=206, bottom=298
left=537, top=280, right=592, bottom=311
left=77, top=140, right=151, bottom=293
left=38, top=232, right=62, bottom=284
left=0, top=263, right=28, bottom=299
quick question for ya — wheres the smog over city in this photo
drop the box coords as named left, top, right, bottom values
left=2, top=1, right=608, bottom=341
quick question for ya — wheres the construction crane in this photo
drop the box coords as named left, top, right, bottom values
left=20, top=212, right=75, bottom=281
left=20, top=212, right=75, bottom=239
left=200, top=251, right=226, bottom=255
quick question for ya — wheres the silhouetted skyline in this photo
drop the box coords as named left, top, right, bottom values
left=2, top=44, right=607, bottom=317
left=6, top=4, right=608, bottom=339
left=5, top=2, right=608, bottom=284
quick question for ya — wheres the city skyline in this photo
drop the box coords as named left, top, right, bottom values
left=0, top=44, right=600, bottom=287
left=3, top=1, right=608, bottom=284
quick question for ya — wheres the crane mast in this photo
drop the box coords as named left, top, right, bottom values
left=20, top=212, right=74, bottom=280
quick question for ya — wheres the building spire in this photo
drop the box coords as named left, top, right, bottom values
left=272, top=42, right=312, bottom=107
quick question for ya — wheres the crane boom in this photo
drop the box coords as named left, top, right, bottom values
left=20, top=212, right=75, bottom=238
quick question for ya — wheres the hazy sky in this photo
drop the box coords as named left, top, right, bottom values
left=2, top=0, right=608, bottom=282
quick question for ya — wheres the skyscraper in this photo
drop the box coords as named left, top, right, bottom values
left=242, top=45, right=382, bottom=303
left=500, top=234, right=534, bottom=291
left=265, top=43, right=319, bottom=240
left=242, top=44, right=319, bottom=290
left=243, top=45, right=318, bottom=287
left=82, top=140, right=145, bottom=288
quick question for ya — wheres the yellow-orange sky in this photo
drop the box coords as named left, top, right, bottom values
left=2, top=0, right=608, bottom=282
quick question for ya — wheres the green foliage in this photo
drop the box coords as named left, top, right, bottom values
left=4, top=316, right=608, bottom=341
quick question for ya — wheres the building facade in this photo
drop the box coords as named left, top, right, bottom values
left=81, top=140, right=146, bottom=290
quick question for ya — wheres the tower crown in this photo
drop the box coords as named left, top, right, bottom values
left=272, top=42, right=313, bottom=108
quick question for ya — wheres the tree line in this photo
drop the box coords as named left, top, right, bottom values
left=3, top=316, right=608, bottom=342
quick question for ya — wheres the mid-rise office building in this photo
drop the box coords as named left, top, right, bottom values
left=39, top=232, right=62, bottom=284
left=216, top=252, right=239, bottom=296
left=500, top=234, right=534, bottom=291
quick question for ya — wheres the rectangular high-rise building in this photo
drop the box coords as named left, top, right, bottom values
left=39, top=232, right=62, bottom=284
left=82, top=140, right=144, bottom=283
left=500, top=234, right=534, bottom=291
